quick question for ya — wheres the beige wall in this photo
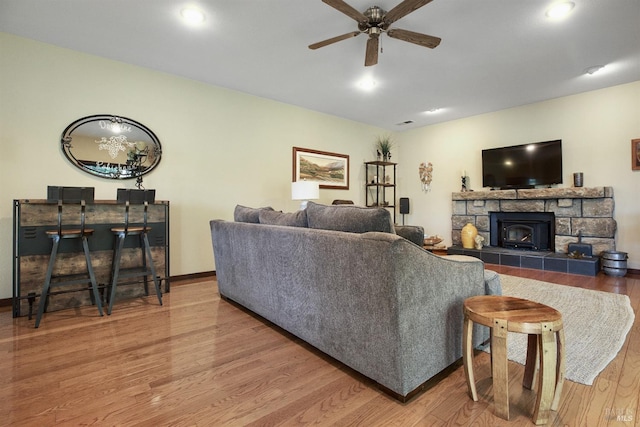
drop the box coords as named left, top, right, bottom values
left=1, top=32, right=638, bottom=301
left=397, top=81, right=640, bottom=269
left=0, top=33, right=385, bottom=299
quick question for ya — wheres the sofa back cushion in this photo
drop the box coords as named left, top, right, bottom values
left=306, top=201, right=394, bottom=234
left=258, top=209, right=308, bottom=227
left=234, top=205, right=274, bottom=223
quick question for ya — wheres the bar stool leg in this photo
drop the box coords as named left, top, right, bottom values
left=139, top=234, right=149, bottom=295
left=523, top=334, right=538, bottom=389
left=35, top=236, right=60, bottom=328
left=82, top=236, right=103, bottom=317
left=492, top=318, right=509, bottom=420
left=532, top=322, right=557, bottom=425
left=108, top=233, right=126, bottom=315
left=462, top=313, right=478, bottom=401
left=551, top=328, right=566, bottom=411
left=143, top=233, right=162, bottom=306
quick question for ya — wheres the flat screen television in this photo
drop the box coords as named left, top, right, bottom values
left=482, top=140, right=563, bottom=189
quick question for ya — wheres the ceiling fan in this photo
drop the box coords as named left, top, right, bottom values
left=309, top=0, right=441, bottom=66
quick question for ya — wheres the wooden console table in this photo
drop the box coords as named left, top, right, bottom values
left=12, top=199, right=170, bottom=318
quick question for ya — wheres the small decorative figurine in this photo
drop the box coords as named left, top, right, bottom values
left=419, top=162, right=433, bottom=191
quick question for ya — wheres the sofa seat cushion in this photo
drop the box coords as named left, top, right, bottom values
left=306, top=201, right=394, bottom=234
left=234, top=205, right=275, bottom=223
left=258, top=209, right=308, bottom=227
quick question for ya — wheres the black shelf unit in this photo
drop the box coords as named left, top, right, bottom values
left=365, top=161, right=397, bottom=223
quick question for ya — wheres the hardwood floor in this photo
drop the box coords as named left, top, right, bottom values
left=1, top=267, right=638, bottom=426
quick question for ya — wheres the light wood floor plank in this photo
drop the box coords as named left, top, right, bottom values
left=0, top=267, right=638, bottom=426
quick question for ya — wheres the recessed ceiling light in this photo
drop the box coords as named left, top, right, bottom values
left=546, top=2, right=575, bottom=19
left=425, top=108, right=442, bottom=114
left=357, top=77, right=377, bottom=91
left=181, top=7, right=205, bottom=25
left=584, top=65, right=605, bottom=75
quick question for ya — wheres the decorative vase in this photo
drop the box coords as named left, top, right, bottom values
left=461, top=223, right=478, bottom=249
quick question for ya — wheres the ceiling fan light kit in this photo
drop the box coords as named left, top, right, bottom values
left=310, top=0, right=441, bottom=66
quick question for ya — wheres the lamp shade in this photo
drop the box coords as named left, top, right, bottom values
left=291, top=181, right=319, bottom=201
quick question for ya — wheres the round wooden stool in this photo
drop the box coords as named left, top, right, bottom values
left=462, top=295, right=565, bottom=425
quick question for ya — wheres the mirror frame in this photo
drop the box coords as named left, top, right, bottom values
left=61, top=114, right=162, bottom=180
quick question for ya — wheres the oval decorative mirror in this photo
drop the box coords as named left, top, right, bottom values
left=61, top=115, right=162, bottom=186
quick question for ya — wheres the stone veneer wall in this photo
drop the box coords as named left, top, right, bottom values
left=451, top=187, right=617, bottom=255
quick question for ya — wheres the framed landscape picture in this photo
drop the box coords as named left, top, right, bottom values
left=293, top=147, right=349, bottom=189
left=633, top=139, right=640, bottom=171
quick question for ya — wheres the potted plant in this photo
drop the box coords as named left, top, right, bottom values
left=376, top=135, right=394, bottom=161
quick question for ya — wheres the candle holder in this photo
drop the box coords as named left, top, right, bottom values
left=461, top=175, right=468, bottom=192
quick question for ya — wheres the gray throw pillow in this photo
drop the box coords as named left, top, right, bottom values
left=305, top=201, right=394, bottom=233
left=258, top=209, right=308, bottom=227
left=234, top=205, right=274, bottom=223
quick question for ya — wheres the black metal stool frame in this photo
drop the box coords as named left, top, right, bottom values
left=36, top=187, right=103, bottom=328
left=107, top=189, right=162, bottom=315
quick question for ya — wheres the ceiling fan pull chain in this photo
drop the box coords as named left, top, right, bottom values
left=380, top=36, right=384, bottom=54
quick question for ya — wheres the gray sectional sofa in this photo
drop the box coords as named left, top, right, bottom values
left=210, top=202, right=493, bottom=400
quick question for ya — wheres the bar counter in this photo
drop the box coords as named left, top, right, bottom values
left=13, top=199, right=170, bottom=317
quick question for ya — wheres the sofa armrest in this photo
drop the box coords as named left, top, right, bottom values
left=394, top=225, right=424, bottom=246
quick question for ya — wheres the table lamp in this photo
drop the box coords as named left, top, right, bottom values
left=291, top=181, right=319, bottom=210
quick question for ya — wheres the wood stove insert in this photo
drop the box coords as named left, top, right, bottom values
left=490, top=212, right=555, bottom=251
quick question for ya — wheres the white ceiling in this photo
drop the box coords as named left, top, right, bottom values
left=1, top=0, right=639, bottom=131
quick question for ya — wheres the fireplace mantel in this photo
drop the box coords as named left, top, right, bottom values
left=452, top=186, right=612, bottom=201
left=451, top=187, right=616, bottom=256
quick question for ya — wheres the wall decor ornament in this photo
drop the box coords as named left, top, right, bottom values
left=60, top=115, right=162, bottom=188
left=419, top=162, right=433, bottom=191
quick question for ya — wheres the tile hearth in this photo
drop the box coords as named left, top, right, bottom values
left=447, top=245, right=600, bottom=276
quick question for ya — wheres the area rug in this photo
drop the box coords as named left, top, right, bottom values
left=487, top=274, right=635, bottom=385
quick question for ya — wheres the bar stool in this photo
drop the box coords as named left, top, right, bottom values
left=463, top=295, right=565, bottom=425
left=36, top=186, right=103, bottom=328
left=107, top=189, right=162, bottom=315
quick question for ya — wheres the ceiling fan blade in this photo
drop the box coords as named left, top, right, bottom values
left=383, top=0, right=434, bottom=27
left=309, top=31, right=361, bottom=50
left=365, top=35, right=379, bottom=66
left=322, top=0, right=368, bottom=23
left=387, top=28, right=441, bottom=49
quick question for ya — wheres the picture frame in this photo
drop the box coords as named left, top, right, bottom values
left=293, top=147, right=349, bottom=190
left=632, top=139, right=640, bottom=171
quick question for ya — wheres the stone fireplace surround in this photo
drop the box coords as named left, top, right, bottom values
left=448, top=187, right=616, bottom=275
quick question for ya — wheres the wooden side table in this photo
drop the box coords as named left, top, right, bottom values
left=423, top=245, right=448, bottom=256
left=462, top=295, right=565, bottom=425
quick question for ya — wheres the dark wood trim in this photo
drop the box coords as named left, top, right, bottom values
left=169, top=271, right=216, bottom=285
